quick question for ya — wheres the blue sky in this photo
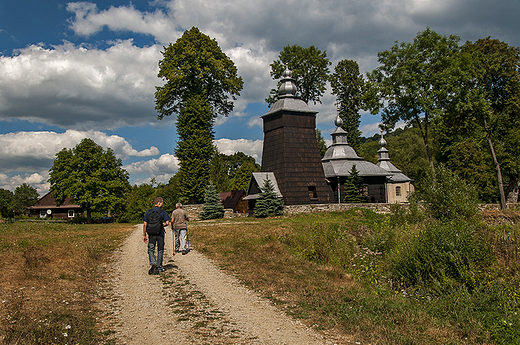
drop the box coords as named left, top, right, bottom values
left=1, top=0, right=519, bottom=195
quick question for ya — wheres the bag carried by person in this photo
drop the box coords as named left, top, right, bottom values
left=146, top=209, right=162, bottom=235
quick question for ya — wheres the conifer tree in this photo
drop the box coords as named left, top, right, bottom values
left=254, top=176, right=284, bottom=218
left=200, top=182, right=224, bottom=220
left=344, top=165, right=366, bottom=203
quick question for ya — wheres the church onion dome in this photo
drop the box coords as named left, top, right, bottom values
left=263, top=66, right=316, bottom=116
left=322, top=114, right=390, bottom=178
left=278, top=67, right=297, bottom=98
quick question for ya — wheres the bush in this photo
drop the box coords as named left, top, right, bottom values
left=389, top=219, right=493, bottom=294
left=416, top=164, right=479, bottom=221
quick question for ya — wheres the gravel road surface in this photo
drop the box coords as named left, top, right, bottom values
left=98, top=224, right=338, bottom=345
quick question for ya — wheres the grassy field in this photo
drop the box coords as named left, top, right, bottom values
left=0, top=221, right=134, bottom=344
left=190, top=209, right=520, bottom=345
left=1, top=208, right=519, bottom=345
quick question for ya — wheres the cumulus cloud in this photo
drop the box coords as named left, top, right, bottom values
left=0, top=171, right=50, bottom=195
left=214, top=138, right=263, bottom=164
left=66, top=2, right=179, bottom=44
left=0, top=41, right=162, bottom=129
left=3, top=0, right=520, bottom=192
left=0, top=129, right=159, bottom=172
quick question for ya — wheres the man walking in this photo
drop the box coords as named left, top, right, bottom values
left=143, top=197, right=170, bottom=274
left=171, top=203, right=189, bottom=255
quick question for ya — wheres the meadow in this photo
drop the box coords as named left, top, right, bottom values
left=1, top=206, right=519, bottom=344
left=0, top=221, right=133, bottom=344
left=190, top=208, right=520, bottom=344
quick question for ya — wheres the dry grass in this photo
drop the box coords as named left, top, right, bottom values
left=189, top=212, right=520, bottom=345
left=0, top=221, right=134, bottom=344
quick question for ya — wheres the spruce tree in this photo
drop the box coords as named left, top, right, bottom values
left=200, top=182, right=224, bottom=220
left=344, top=165, right=366, bottom=203
left=254, top=176, right=284, bottom=218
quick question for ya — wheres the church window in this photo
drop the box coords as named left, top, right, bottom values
left=308, top=186, right=317, bottom=200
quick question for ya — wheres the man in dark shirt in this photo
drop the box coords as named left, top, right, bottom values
left=143, top=197, right=170, bottom=274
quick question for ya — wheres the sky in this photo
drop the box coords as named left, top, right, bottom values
left=1, top=0, right=519, bottom=196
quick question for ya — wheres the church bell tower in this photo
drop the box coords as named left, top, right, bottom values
left=260, top=67, right=331, bottom=205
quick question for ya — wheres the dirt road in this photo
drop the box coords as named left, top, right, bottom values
left=98, top=224, right=337, bottom=344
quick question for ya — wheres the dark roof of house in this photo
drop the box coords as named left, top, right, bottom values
left=28, top=191, right=82, bottom=210
left=218, top=190, right=246, bottom=209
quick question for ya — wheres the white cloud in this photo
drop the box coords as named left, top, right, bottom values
left=360, top=122, right=382, bottom=138
left=0, top=171, right=50, bottom=195
left=0, top=41, right=162, bottom=129
left=66, top=2, right=179, bottom=44
left=124, top=153, right=179, bottom=175
left=214, top=138, right=263, bottom=164
left=0, top=130, right=160, bottom=173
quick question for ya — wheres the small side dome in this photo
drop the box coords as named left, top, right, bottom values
left=334, top=113, right=343, bottom=127
left=379, top=134, right=387, bottom=148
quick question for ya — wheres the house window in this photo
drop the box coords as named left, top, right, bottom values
left=396, top=186, right=401, bottom=197
left=308, top=186, right=317, bottom=199
left=68, top=210, right=75, bottom=218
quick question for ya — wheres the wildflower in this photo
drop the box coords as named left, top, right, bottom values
left=63, top=332, right=68, bottom=337
left=65, top=324, right=71, bottom=329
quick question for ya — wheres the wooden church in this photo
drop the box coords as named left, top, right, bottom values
left=245, top=67, right=331, bottom=206
left=245, top=67, right=414, bottom=207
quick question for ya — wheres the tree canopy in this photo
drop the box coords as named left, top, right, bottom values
left=367, top=28, right=460, bottom=173
left=442, top=37, right=520, bottom=209
left=155, top=27, right=243, bottom=203
left=155, top=26, right=243, bottom=120
left=11, top=184, right=39, bottom=216
left=48, top=138, right=130, bottom=223
left=330, top=59, right=365, bottom=150
left=266, top=44, right=330, bottom=105
left=0, top=189, right=13, bottom=218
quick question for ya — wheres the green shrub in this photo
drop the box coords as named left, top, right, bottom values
left=417, top=164, right=479, bottom=221
left=389, top=219, right=493, bottom=294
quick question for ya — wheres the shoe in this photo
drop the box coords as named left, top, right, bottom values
left=157, top=266, right=165, bottom=272
left=148, top=264, right=157, bottom=275
left=182, top=250, right=188, bottom=255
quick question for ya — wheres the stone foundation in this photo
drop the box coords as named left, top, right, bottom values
left=182, top=202, right=518, bottom=220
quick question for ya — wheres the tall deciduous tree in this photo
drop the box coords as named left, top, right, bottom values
left=0, top=189, right=14, bottom=218
left=155, top=27, right=243, bottom=203
left=11, top=183, right=39, bottom=216
left=49, top=138, right=130, bottom=223
left=367, top=28, right=460, bottom=174
left=445, top=38, right=520, bottom=209
left=330, top=59, right=364, bottom=151
left=232, top=161, right=260, bottom=192
left=316, top=129, right=328, bottom=158
left=266, top=44, right=330, bottom=105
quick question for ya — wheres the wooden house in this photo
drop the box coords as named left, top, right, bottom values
left=218, top=190, right=249, bottom=214
left=28, top=191, right=83, bottom=220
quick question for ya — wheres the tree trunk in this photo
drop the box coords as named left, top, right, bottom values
left=507, top=178, right=519, bottom=203
left=416, top=114, right=436, bottom=175
left=483, top=115, right=507, bottom=210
